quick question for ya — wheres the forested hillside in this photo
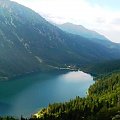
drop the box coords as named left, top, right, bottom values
left=83, top=59, right=120, bottom=76
left=29, top=71, right=120, bottom=120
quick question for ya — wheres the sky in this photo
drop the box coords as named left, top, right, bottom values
left=11, top=0, right=120, bottom=43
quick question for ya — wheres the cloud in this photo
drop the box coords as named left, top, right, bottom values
left=96, top=17, right=106, bottom=24
left=112, top=18, right=120, bottom=25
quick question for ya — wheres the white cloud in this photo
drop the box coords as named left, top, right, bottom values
left=11, top=0, right=120, bottom=43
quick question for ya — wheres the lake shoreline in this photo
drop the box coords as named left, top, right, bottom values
left=0, top=71, right=94, bottom=117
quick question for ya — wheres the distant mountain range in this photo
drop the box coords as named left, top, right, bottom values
left=0, top=0, right=120, bottom=80
left=57, top=22, right=106, bottom=39
left=57, top=22, right=120, bottom=49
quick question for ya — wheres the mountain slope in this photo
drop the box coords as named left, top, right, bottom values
left=57, top=22, right=107, bottom=40
left=57, top=22, right=120, bottom=49
left=84, top=59, right=120, bottom=76
left=0, top=0, right=120, bottom=80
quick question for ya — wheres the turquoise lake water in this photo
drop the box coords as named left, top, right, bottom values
left=0, top=71, right=94, bottom=117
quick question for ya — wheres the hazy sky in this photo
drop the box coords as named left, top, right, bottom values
left=11, top=0, right=120, bottom=43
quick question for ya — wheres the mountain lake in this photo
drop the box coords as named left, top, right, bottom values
left=0, top=71, right=94, bottom=117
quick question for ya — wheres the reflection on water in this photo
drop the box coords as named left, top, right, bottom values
left=62, top=71, right=93, bottom=82
left=0, top=71, right=94, bottom=117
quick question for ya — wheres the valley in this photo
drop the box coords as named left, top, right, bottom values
left=0, top=0, right=120, bottom=120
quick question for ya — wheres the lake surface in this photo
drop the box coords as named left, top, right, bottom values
left=0, top=71, right=94, bottom=117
